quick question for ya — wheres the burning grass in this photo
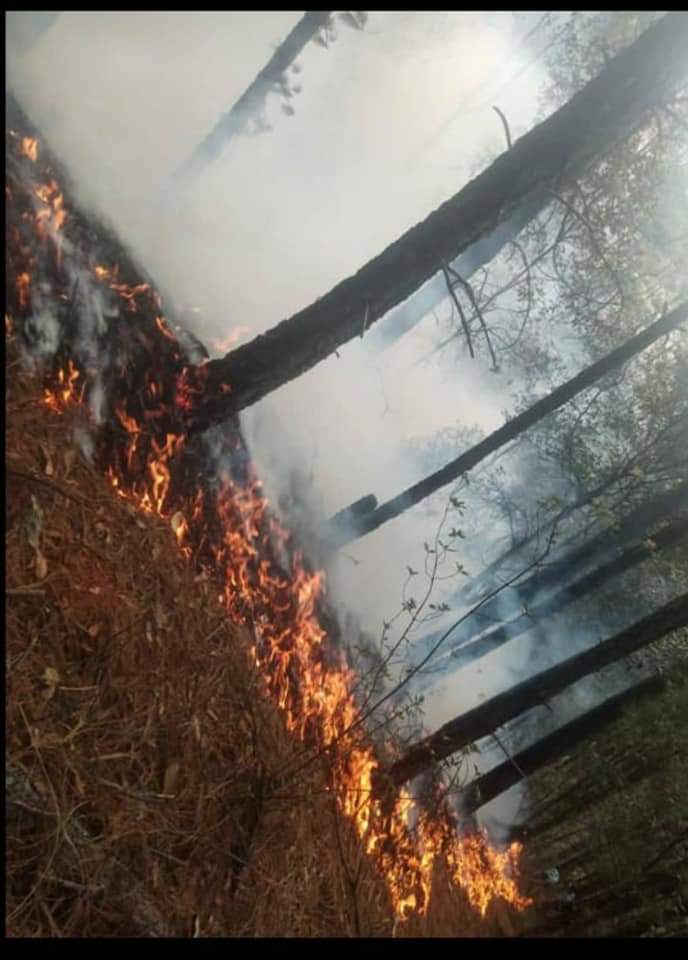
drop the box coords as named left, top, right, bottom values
left=5, top=341, right=386, bottom=936
left=5, top=99, right=532, bottom=936
left=5, top=336, right=523, bottom=938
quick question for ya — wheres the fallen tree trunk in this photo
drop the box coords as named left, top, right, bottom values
left=188, top=13, right=688, bottom=430
left=329, top=304, right=688, bottom=547
left=460, top=670, right=667, bottom=815
left=384, top=591, right=688, bottom=788
left=366, top=192, right=548, bottom=353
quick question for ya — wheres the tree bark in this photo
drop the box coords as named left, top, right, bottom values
left=460, top=671, right=666, bottom=814
left=174, top=12, right=332, bottom=185
left=329, top=304, right=688, bottom=547
left=366, top=193, right=548, bottom=353
left=384, top=591, right=688, bottom=787
left=188, top=13, right=688, bottom=430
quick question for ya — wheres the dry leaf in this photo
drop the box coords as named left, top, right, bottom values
left=43, top=666, right=60, bottom=686
left=63, top=447, right=76, bottom=479
left=88, top=623, right=102, bottom=638
left=35, top=548, right=48, bottom=580
left=163, top=761, right=180, bottom=796
left=192, top=715, right=202, bottom=743
left=39, top=441, right=54, bottom=476
left=43, top=666, right=60, bottom=700
left=153, top=599, right=168, bottom=631
left=25, top=495, right=44, bottom=550
left=73, top=768, right=86, bottom=796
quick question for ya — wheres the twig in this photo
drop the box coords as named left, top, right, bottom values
left=441, top=262, right=474, bottom=358
left=446, top=263, right=499, bottom=371
left=7, top=467, right=92, bottom=506
left=360, top=304, right=371, bottom=339
left=492, top=105, right=512, bottom=150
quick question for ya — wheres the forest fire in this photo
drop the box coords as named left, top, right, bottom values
left=5, top=123, right=531, bottom=925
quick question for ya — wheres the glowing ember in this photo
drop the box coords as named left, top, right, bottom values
left=209, top=326, right=251, bottom=354
left=43, top=359, right=84, bottom=413
left=155, top=315, right=178, bottom=341
left=21, top=137, right=38, bottom=162
left=16, top=272, right=31, bottom=309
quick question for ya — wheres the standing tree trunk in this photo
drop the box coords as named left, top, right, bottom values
left=328, top=305, right=688, bottom=546
left=174, top=11, right=332, bottom=185
left=459, top=670, right=667, bottom=815
left=382, top=591, right=688, bottom=788
left=187, top=13, right=688, bottom=430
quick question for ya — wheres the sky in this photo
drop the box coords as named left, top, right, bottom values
left=7, top=10, right=555, bottom=732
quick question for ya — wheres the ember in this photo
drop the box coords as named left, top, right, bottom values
left=5, top=118, right=531, bottom=926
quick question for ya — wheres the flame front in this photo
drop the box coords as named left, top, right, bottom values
left=7, top=129, right=533, bottom=927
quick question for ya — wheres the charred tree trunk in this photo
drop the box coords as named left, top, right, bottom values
left=383, top=591, right=688, bottom=788
left=174, top=11, right=332, bottom=185
left=460, top=671, right=666, bottom=815
left=366, top=193, right=548, bottom=353
left=328, top=305, right=688, bottom=546
left=443, top=501, right=688, bottom=667
left=188, top=13, right=688, bottom=429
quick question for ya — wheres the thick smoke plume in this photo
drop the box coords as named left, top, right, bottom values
left=10, top=11, right=641, bottom=830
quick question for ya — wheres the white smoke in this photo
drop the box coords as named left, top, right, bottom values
left=8, top=12, right=572, bottom=828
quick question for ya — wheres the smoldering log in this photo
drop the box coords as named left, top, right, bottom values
left=384, top=591, right=688, bottom=788
left=187, top=14, right=688, bottom=431
left=327, top=494, right=378, bottom=532
left=330, top=305, right=688, bottom=547
left=459, top=670, right=667, bottom=815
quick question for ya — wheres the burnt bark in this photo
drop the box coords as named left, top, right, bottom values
left=366, top=192, right=548, bottom=353
left=329, top=304, right=688, bottom=546
left=188, top=13, right=688, bottom=430
left=460, top=671, right=666, bottom=815
left=174, top=12, right=332, bottom=184
left=384, top=591, right=688, bottom=787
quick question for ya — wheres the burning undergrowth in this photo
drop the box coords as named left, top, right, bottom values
left=5, top=97, right=531, bottom=934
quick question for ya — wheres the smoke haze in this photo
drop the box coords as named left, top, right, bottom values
left=10, top=11, right=609, bottom=827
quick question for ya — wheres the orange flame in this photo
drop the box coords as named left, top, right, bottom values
left=9, top=127, right=533, bottom=926
left=209, top=326, right=251, bottom=354
left=43, top=359, right=84, bottom=413
left=21, top=137, right=39, bottom=163
left=16, top=272, right=31, bottom=309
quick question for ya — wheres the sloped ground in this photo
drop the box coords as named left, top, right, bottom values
left=6, top=335, right=518, bottom=938
left=4, top=337, right=386, bottom=937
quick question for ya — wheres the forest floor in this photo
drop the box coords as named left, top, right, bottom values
left=5, top=334, right=527, bottom=938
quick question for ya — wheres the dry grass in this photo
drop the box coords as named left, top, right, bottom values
left=4, top=342, right=380, bottom=936
left=6, top=340, right=510, bottom=938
